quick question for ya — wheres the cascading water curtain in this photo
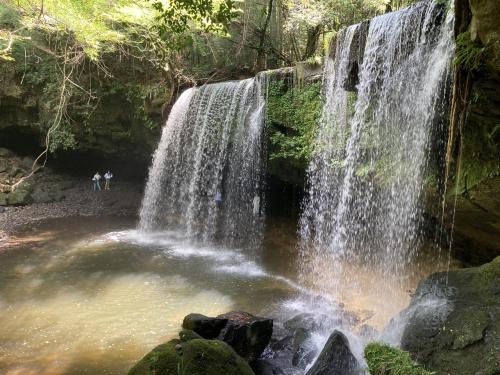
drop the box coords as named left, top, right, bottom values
left=299, top=0, right=454, bottom=302
left=139, top=76, right=267, bottom=249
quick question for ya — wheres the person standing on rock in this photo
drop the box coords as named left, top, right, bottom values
left=104, top=171, right=113, bottom=190
left=92, top=172, right=101, bottom=191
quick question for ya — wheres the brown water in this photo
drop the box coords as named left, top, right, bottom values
left=0, top=216, right=457, bottom=374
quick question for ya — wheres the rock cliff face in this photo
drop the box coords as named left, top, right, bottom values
left=0, top=26, right=171, bottom=175
left=448, top=0, right=500, bottom=264
left=400, top=256, right=500, bottom=375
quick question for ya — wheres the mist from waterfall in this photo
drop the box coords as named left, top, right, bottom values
left=299, top=0, right=454, bottom=303
left=139, top=77, right=266, bottom=249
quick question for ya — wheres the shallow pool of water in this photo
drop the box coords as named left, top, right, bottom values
left=0, top=216, right=456, bottom=374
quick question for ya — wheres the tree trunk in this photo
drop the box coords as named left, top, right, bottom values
left=301, top=25, right=322, bottom=61
left=256, top=0, right=274, bottom=70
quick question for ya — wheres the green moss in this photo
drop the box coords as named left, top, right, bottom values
left=128, top=339, right=181, bottom=375
left=180, top=339, right=254, bottom=375
left=266, top=79, right=321, bottom=167
left=128, top=338, right=255, bottom=375
left=179, top=329, right=203, bottom=342
left=468, top=255, right=500, bottom=289
left=364, top=342, right=433, bottom=375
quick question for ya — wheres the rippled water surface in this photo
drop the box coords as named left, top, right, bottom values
left=0, top=216, right=456, bottom=374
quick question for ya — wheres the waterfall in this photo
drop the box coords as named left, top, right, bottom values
left=299, top=0, right=454, bottom=302
left=139, top=77, right=266, bottom=249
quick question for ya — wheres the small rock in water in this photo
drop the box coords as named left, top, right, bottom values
left=306, top=330, right=361, bottom=375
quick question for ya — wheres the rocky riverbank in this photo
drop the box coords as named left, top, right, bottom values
left=0, top=148, right=143, bottom=242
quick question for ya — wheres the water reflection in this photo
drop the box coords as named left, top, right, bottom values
left=0, top=217, right=297, bottom=374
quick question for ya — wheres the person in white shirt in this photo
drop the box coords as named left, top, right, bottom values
left=104, top=171, right=113, bottom=190
left=92, top=172, right=101, bottom=191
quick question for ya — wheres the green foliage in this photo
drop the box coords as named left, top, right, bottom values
left=455, top=31, right=488, bottom=71
left=151, top=0, right=239, bottom=48
left=0, top=4, right=20, bottom=28
left=283, top=0, right=386, bottom=62
left=266, top=79, right=321, bottom=165
left=364, top=342, right=434, bottom=375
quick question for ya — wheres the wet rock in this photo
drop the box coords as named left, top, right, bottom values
left=284, top=313, right=321, bottom=332
left=182, top=313, right=228, bottom=339
left=217, top=311, right=273, bottom=361
left=306, top=331, right=361, bottom=375
left=401, top=256, right=500, bottom=374
left=343, top=19, right=370, bottom=91
left=128, top=338, right=255, bottom=375
left=251, top=359, right=285, bottom=375
left=291, top=327, right=316, bottom=368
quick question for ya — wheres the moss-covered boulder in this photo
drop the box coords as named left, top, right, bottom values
left=400, top=256, right=500, bottom=374
left=128, top=338, right=255, bottom=375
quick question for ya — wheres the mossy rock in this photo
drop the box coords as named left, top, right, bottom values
left=364, top=342, right=432, bottom=375
left=5, top=189, right=32, bottom=205
left=128, top=339, right=181, bottom=375
left=128, top=338, right=255, bottom=375
left=401, top=257, right=500, bottom=374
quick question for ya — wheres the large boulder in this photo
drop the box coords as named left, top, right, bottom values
left=216, top=311, right=273, bottom=361
left=128, top=338, right=255, bottom=375
left=401, top=256, right=500, bottom=374
left=306, top=331, right=361, bottom=375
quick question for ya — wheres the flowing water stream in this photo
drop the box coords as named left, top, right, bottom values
left=298, top=0, right=454, bottom=324
left=139, top=77, right=266, bottom=249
